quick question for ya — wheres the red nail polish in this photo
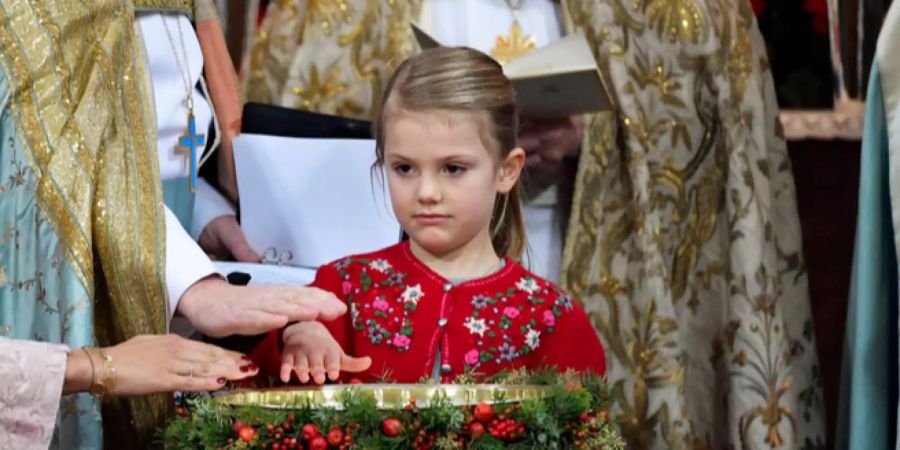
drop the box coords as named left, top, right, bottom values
left=217, top=377, right=226, bottom=384
left=249, top=364, right=259, bottom=371
left=241, top=355, right=251, bottom=361
left=239, top=365, right=250, bottom=373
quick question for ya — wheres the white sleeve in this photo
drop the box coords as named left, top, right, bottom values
left=0, top=338, right=68, bottom=450
left=165, top=205, right=218, bottom=322
left=191, top=177, right=237, bottom=240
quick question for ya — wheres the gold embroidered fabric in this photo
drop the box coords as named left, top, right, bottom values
left=243, top=0, right=423, bottom=119
left=560, top=0, right=825, bottom=448
left=244, top=1, right=826, bottom=448
left=133, top=0, right=193, bottom=17
left=0, top=1, right=167, bottom=447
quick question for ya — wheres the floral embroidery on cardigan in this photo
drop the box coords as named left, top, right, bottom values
left=334, top=257, right=418, bottom=352
left=463, top=277, right=575, bottom=370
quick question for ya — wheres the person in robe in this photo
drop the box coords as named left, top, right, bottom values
left=242, top=0, right=826, bottom=448
left=0, top=1, right=353, bottom=448
left=250, top=47, right=606, bottom=385
left=837, top=2, right=900, bottom=449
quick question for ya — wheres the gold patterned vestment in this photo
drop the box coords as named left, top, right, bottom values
left=244, top=1, right=826, bottom=448
left=0, top=0, right=221, bottom=448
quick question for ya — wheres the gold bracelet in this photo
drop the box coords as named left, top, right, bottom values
left=97, top=349, right=117, bottom=396
left=81, top=348, right=98, bottom=395
left=83, top=348, right=116, bottom=398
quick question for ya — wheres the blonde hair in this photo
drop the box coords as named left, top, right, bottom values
left=374, top=47, right=526, bottom=260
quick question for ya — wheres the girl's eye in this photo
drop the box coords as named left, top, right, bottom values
left=444, top=164, right=466, bottom=175
left=393, top=164, right=414, bottom=175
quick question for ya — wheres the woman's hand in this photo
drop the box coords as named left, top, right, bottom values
left=102, top=334, right=257, bottom=396
left=280, top=322, right=371, bottom=384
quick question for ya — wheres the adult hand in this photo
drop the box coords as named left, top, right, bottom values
left=198, top=214, right=261, bottom=263
left=177, top=277, right=348, bottom=338
left=518, top=116, right=583, bottom=193
left=104, top=334, right=257, bottom=395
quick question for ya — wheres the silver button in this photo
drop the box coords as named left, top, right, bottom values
left=440, top=364, right=452, bottom=374
left=443, top=283, right=452, bottom=292
left=438, top=318, right=448, bottom=327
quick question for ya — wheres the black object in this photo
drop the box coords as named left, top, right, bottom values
left=241, top=102, right=372, bottom=139
left=226, top=271, right=252, bottom=286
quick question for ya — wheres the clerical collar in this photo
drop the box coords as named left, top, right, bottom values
left=133, top=0, right=193, bottom=18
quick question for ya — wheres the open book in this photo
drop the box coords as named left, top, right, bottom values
left=411, top=23, right=609, bottom=118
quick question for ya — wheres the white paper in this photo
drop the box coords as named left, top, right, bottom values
left=234, top=134, right=401, bottom=269
left=214, top=261, right=317, bottom=286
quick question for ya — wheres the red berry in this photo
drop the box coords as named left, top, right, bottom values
left=598, top=407, right=610, bottom=421
left=580, top=412, right=592, bottom=423
left=309, top=436, right=328, bottom=450
left=301, top=423, right=320, bottom=441
left=469, top=422, right=485, bottom=439
left=176, top=407, right=186, bottom=417
left=232, top=420, right=245, bottom=433
left=327, top=428, right=344, bottom=446
left=473, top=402, right=493, bottom=423
left=272, top=443, right=280, bottom=450
left=382, top=418, right=404, bottom=437
left=238, top=426, right=256, bottom=443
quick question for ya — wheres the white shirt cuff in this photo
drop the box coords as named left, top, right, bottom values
left=191, top=177, right=237, bottom=240
left=165, top=205, right=219, bottom=324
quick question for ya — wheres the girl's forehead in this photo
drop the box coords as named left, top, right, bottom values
left=384, top=109, right=500, bottom=157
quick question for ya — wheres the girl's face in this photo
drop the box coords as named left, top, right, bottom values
left=383, top=110, right=523, bottom=258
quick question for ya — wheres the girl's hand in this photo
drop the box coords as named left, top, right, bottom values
left=280, top=322, right=371, bottom=384
left=103, top=334, right=257, bottom=395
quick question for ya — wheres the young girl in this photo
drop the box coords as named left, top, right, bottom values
left=250, top=47, right=606, bottom=384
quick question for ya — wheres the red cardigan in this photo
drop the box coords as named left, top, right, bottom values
left=251, top=242, right=606, bottom=383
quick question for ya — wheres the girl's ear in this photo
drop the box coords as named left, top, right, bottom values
left=497, top=147, right=525, bottom=194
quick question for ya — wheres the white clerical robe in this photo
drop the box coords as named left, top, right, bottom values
left=138, top=13, right=228, bottom=322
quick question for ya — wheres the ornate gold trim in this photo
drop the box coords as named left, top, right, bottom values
left=216, top=384, right=552, bottom=410
left=133, top=0, right=192, bottom=17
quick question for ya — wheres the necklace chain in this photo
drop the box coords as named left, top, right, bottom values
left=161, top=16, right=194, bottom=112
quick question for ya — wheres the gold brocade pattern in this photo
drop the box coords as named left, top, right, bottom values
left=243, top=0, right=422, bottom=119
left=561, top=0, right=825, bottom=448
left=217, top=384, right=551, bottom=409
left=133, top=0, right=192, bottom=16
left=0, top=0, right=168, bottom=447
left=244, top=1, right=825, bottom=448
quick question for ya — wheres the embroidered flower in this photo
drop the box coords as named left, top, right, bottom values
left=471, top=295, right=491, bottom=309
left=341, top=281, right=352, bottom=295
left=392, top=334, right=411, bottom=348
left=503, top=307, right=520, bottom=319
left=368, top=326, right=384, bottom=344
left=498, top=343, right=518, bottom=361
left=368, top=259, right=392, bottom=273
left=386, top=272, right=407, bottom=286
left=525, top=328, right=541, bottom=350
left=464, top=349, right=480, bottom=365
left=555, top=294, right=573, bottom=310
left=515, top=277, right=539, bottom=294
left=373, top=299, right=389, bottom=311
left=401, top=284, right=424, bottom=304
left=335, top=258, right=352, bottom=270
left=543, top=310, right=556, bottom=327
left=464, top=317, right=487, bottom=337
